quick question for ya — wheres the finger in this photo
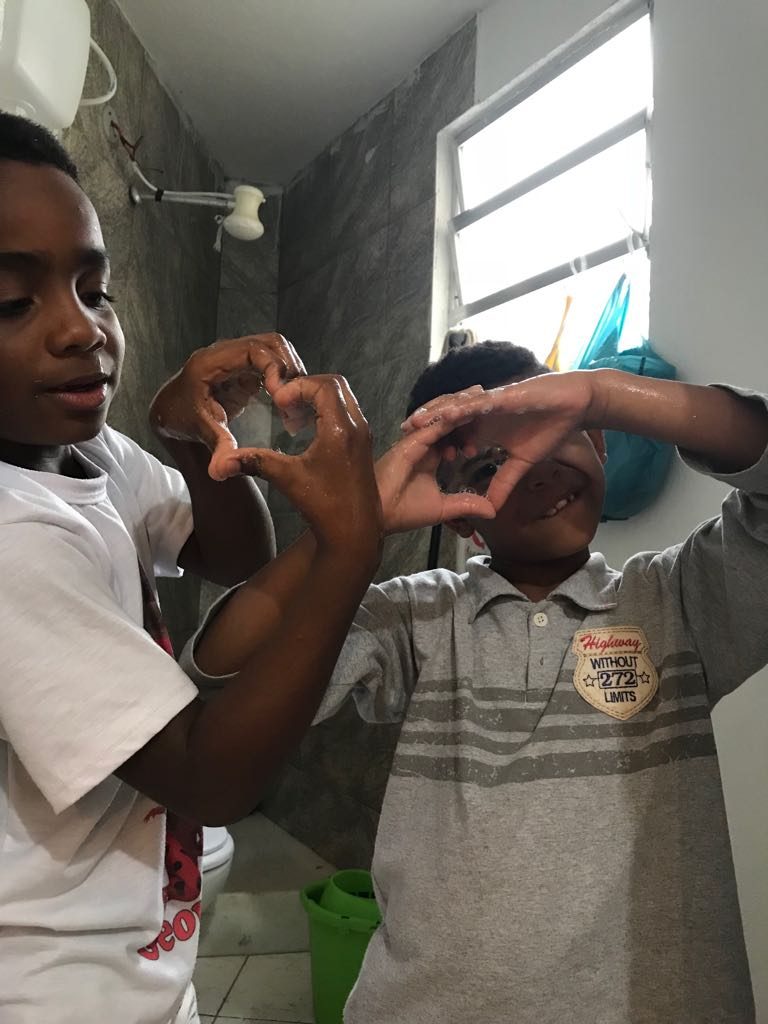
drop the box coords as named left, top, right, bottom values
left=202, top=335, right=304, bottom=395
left=191, top=393, right=236, bottom=455
left=218, top=446, right=301, bottom=490
left=401, top=385, right=486, bottom=433
left=484, top=457, right=531, bottom=510
left=272, top=374, right=366, bottom=436
left=441, top=492, right=496, bottom=522
left=199, top=337, right=285, bottom=382
left=240, top=332, right=305, bottom=381
left=401, top=399, right=490, bottom=436
left=270, top=334, right=306, bottom=378
left=393, top=415, right=472, bottom=465
left=252, top=333, right=305, bottom=390
left=206, top=428, right=239, bottom=481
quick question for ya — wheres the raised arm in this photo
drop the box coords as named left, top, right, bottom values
left=116, top=375, right=384, bottom=824
left=403, top=370, right=768, bottom=508
left=149, top=333, right=306, bottom=586
left=192, top=415, right=498, bottom=678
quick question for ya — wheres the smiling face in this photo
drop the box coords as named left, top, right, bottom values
left=454, top=433, right=606, bottom=562
left=0, top=161, right=123, bottom=458
left=442, top=380, right=607, bottom=565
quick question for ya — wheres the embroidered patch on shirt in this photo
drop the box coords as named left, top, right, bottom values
left=572, top=627, right=659, bottom=721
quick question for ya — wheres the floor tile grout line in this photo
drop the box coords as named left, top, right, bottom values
left=213, top=955, right=250, bottom=1018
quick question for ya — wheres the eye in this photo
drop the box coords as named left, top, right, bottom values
left=470, top=462, right=498, bottom=487
left=0, top=297, right=33, bottom=319
left=81, top=291, right=116, bottom=310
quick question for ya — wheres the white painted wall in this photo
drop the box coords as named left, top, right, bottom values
left=477, top=0, right=768, bottom=1016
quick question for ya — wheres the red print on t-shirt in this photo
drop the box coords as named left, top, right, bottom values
left=136, top=566, right=203, bottom=960
left=164, top=813, right=203, bottom=904
left=137, top=808, right=203, bottom=961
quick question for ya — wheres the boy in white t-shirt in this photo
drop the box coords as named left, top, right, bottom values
left=0, top=113, right=418, bottom=1023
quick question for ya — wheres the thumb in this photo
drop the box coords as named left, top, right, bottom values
left=216, top=445, right=300, bottom=493
left=441, top=493, right=496, bottom=522
left=205, top=422, right=239, bottom=481
left=193, top=392, right=236, bottom=453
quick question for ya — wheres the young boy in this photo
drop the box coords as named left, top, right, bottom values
left=188, top=340, right=768, bottom=1023
left=0, top=113, right=412, bottom=1024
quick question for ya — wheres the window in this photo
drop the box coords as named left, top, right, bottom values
left=442, top=1, right=652, bottom=369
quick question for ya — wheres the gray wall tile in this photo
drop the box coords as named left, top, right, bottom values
left=220, top=197, right=280, bottom=296
left=218, top=286, right=277, bottom=340
left=280, top=97, right=393, bottom=285
left=391, top=18, right=477, bottom=218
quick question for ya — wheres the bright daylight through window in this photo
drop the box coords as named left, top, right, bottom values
left=450, top=8, right=652, bottom=369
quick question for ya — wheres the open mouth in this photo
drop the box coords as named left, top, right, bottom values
left=53, top=372, right=110, bottom=391
left=46, top=373, right=111, bottom=411
left=539, top=491, right=580, bottom=519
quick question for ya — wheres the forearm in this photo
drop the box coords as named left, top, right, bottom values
left=195, top=529, right=319, bottom=676
left=161, top=436, right=276, bottom=585
left=120, top=542, right=379, bottom=824
left=594, top=370, right=768, bottom=472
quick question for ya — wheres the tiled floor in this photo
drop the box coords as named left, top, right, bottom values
left=194, top=813, right=335, bottom=1024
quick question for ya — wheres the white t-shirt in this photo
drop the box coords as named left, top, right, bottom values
left=0, top=426, right=203, bottom=1024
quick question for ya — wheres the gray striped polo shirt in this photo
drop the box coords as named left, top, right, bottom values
left=182, top=397, right=768, bottom=1024
left=312, top=438, right=768, bottom=1024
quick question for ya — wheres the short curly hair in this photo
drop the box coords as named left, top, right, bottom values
left=406, top=340, right=548, bottom=416
left=0, top=111, right=79, bottom=181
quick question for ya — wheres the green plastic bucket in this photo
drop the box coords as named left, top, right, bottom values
left=319, top=869, right=380, bottom=923
left=301, top=871, right=381, bottom=1024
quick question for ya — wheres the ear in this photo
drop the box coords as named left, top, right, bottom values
left=587, top=429, right=607, bottom=465
left=444, top=517, right=476, bottom=539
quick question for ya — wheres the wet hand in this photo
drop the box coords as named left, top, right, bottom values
left=376, top=418, right=497, bottom=534
left=223, top=375, right=383, bottom=555
left=401, top=371, right=606, bottom=509
left=150, top=334, right=307, bottom=480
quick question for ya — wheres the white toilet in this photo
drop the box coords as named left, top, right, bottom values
left=201, top=826, right=235, bottom=913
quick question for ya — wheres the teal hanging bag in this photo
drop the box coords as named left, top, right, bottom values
left=574, top=274, right=677, bottom=521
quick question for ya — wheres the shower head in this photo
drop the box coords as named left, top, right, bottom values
left=222, top=185, right=265, bottom=241
left=127, top=156, right=268, bottom=249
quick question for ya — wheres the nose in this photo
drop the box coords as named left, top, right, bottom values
left=45, top=291, right=107, bottom=356
left=523, top=460, right=561, bottom=492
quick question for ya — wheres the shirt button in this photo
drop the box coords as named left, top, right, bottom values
left=533, top=612, right=548, bottom=628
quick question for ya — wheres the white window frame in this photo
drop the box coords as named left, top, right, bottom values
left=431, top=0, right=652, bottom=361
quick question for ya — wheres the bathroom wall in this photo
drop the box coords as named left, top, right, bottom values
left=65, top=0, right=224, bottom=650
left=476, top=0, right=768, bottom=1015
left=257, top=20, right=478, bottom=866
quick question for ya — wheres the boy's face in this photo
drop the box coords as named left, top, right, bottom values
left=0, top=161, right=123, bottom=450
left=442, top=379, right=606, bottom=564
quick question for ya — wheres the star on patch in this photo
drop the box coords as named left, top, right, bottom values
left=638, top=672, right=651, bottom=685
left=583, top=674, right=598, bottom=687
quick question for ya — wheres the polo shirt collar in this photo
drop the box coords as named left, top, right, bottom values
left=465, top=553, right=619, bottom=622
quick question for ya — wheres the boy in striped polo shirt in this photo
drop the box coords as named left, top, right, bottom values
left=185, top=341, right=768, bottom=1024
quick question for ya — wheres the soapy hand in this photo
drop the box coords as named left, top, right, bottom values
left=225, top=374, right=383, bottom=553
left=401, top=370, right=606, bottom=510
left=150, top=334, right=308, bottom=481
left=375, top=417, right=497, bottom=534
